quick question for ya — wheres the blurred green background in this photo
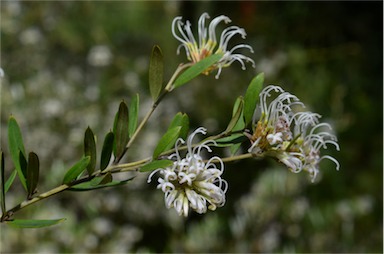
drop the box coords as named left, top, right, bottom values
left=1, top=1, right=382, bottom=253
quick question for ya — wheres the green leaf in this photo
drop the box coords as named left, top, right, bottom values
left=140, top=159, right=174, bottom=172
left=153, top=115, right=188, bottom=158
left=168, top=113, right=189, bottom=140
left=88, top=173, right=112, bottom=186
left=216, top=133, right=246, bottom=147
left=243, top=73, right=264, bottom=126
left=128, top=94, right=139, bottom=138
left=62, top=156, right=91, bottom=184
left=5, top=170, right=17, bottom=193
left=180, top=114, right=190, bottom=140
left=173, top=53, right=223, bottom=88
left=8, top=116, right=27, bottom=190
left=19, top=151, right=27, bottom=183
left=84, top=127, right=96, bottom=175
left=100, top=132, right=114, bottom=171
left=153, top=126, right=181, bottom=159
left=149, top=45, right=164, bottom=100
left=0, top=151, right=5, bottom=214
left=231, top=97, right=246, bottom=131
left=6, top=218, right=66, bottom=228
left=69, top=177, right=133, bottom=191
left=98, top=173, right=113, bottom=185
left=225, top=96, right=244, bottom=133
left=230, top=140, right=243, bottom=156
left=26, top=152, right=39, bottom=198
left=229, top=97, right=247, bottom=155
left=113, top=101, right=130, bottom=161
left=229, top=114, right=246, bottom=155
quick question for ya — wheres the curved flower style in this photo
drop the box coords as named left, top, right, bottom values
left=172, top=12, right=255, bottom=78
left=247, top=85, right=340, bottom=181
left=148, top=127, right=228, bottom=217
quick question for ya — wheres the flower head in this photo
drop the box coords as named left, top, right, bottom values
left=172, top=12, right=255, bottom=79
left=247, top=85, right=340, bottom=181
left=148, top=127, right=227, bottom=216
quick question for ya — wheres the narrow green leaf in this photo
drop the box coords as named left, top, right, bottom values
left=140, top=159, right=174, bottom=172
left=149, top=45, right=164, bottom=100
left=0, top=151, right=5, bottom=214
left=230, top=115, right=246, bottom=155
left=232, top=109, right=245, bottom=132
left=168, top=113, right=189, bottom=140
left=180, top=114, right=190, bottom=140
left=243, top=73, right=264, bottom=126
left=113, top=101, right=130, bottom=161
left=19, top=151, right=27, bottom=182
left=98, top=173, right=113, bottom=185
left=173, top=53, right=223, bottom=88
left=62, top=156, right=91, bottom=184
left=26, top=152, right=39, bottom=198
left=69, top=177, right=133, bottom=191
left=6, top=218, right=66, bottom=228
left=8, top=116, right=27, bottom=190
left=215, top=134, right=247, bottom=147
left=100, top=132, right=114, bottom=171
left=153, top=126, right=181, bottom=159
left=89, top=173, right=112, bottom=186
left=5, top=170, right=17, bottom=193
left=230, top=144, right=242, bottom=155
left=229, top=97, right=247, bottom=155
left=230, top=141, right=243, bottom=155
left=128, top=94, right=139, bottom=138
left=84, top=127, right=96, bottom=175
left=225, top=96, right=244, bottom=133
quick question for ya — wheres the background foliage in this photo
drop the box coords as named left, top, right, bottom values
left=1, top=1, right=382, bottom=253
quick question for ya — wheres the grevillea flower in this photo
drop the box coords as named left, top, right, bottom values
left=247, top=85, right=340, bottom=181
left=172, top=12, right=255, bottom=79
left=148, top=127, right=227, bottom=216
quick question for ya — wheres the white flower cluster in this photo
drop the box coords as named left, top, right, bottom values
left=148, top=127, right=227, bottom=217
left=248, top=85, right=340, bottom=181
left=172, top=12, right=255, bottom=78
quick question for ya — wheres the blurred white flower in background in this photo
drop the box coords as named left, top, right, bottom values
left=19, top=27, right=42, bottom=45
left=87, top=45, right=113, bottom=67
